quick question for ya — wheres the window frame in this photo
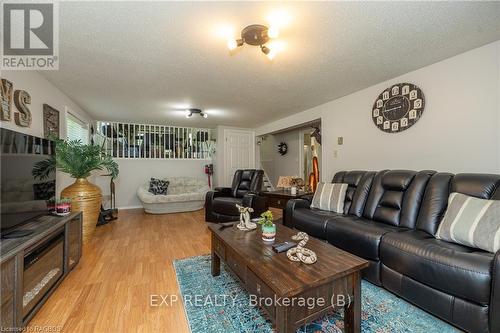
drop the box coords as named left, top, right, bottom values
left=65, top=107, right=90, bottom=144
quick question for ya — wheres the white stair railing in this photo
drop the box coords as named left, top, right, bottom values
left=261, top=166, right=275, bottom=192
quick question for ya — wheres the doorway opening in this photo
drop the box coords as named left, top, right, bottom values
left=300, top=123, right=321, bottom=189
left=257, top=120, right=321, bottom=191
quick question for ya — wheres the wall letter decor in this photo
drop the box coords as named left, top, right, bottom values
left=1, top=79, right=13, bottom=121
left=14, top=90, right=32, bottom=127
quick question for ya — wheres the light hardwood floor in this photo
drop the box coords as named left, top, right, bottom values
left=27, top=208, right=282, bottom=333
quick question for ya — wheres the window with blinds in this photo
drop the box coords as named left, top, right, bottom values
left=66, top=112, right=89, bottom=144
left=95, top=121, right=215, bottom=160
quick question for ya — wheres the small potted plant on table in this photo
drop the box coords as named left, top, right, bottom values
left=258, top=210, right=276, bottom=242
left=56, top=197, right=72, bottom=215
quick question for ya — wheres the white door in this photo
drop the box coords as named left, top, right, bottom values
left=224, top=129, right=255, bottom=186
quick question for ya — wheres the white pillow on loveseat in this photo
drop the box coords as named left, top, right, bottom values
left=436, top=192, right=500, bottom=253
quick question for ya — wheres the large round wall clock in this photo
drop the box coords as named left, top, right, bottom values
left=372, top=83, right=425, bottom=133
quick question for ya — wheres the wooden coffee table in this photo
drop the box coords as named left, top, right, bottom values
left=208, top=222, right=368, bottom=333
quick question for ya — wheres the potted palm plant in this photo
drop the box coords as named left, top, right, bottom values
left=33, top=137, right=118, bottom=244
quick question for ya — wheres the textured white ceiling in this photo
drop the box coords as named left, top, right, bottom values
left=39, top=1, right=500, bottom=128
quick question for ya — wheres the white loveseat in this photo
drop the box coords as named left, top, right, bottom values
left=137, top=177, right=209, bottom=214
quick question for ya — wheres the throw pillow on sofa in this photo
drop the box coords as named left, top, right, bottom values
left=436, top=192, right=500, bottom=253
left=310, top=182, right=348, bottom=214
left=149, top=178, right=169, bottom=195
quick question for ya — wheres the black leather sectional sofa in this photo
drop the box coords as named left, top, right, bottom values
left=285, top=170, right=500, bottom=333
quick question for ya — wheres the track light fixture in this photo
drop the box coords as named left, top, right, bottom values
left=227, top=24, right=281, bottom=60
left=185, top=109, right=208, bottom=119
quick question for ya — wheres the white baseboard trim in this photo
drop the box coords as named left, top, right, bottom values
left=117, top=205, right=143, bottom=210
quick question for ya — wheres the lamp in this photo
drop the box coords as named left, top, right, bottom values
left=185, top=109, right=208, bottom=119
left=227, top=38, right=244, bottom=51
left=227, top=24, right=282, bottom=59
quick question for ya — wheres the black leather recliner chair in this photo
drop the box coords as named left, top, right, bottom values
left=205, top=169, right=268, bottom=223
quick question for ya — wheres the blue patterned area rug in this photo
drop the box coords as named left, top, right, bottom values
left=173, top=255, right=459, bottom=333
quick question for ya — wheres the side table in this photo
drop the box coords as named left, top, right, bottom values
left=260, top=189, right=312, bottom=226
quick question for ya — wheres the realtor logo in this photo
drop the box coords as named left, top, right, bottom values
left=1, top=1, right=59, bottom=70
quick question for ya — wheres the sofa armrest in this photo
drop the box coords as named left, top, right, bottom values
left=205, top=190, right=228, bottom=222
left=300, top=194, right=314, bottom=203
left=490, top=250, right=500, bottom=333
left=241, top=194, right=269, bottom=219
left=137, top=186, right=154, bottom=203
left=214, top=187, right=232, bottom=194
left=284, top=198, right=312, bottom=228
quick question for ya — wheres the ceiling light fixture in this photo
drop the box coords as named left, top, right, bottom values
left=227, top=24, right=281, bottom=60
left=185, top=109, right=208, bottom=119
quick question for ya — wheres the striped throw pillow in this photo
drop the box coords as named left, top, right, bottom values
left=310, top=183, right=348, bottom=213
left=436, top=192, right=500, bottom=253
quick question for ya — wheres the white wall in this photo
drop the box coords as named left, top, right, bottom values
left=259, top=129, right=302, bottom=186
left=256, top=41, right=500, bottom=180
left=259, top=134, right=277, bottom=184
left=1, top=71, right=95, bottom=196
left=274, top=130, right=301, bottom=181
left=95, top=159, right=209, bottom=209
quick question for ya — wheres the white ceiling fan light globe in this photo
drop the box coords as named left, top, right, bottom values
left=202, top=113, right=208, bottom=118
left=184, top=110, right=192, bottom=118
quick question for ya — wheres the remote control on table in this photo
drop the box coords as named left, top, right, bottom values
left=272, top=241, right=297, bottom=253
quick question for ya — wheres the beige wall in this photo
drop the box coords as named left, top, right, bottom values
left=256, top=41, right=500, bottom=180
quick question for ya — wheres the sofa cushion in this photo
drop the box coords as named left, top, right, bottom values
left=293, top=208, right=340, bottom=239
left=331, top=171, right=375, bottom=216
left=212, top=197, right=242, bottom=216
left=436, top=193, right=500, bottom=253
left=452, top=173, right=500, bottom=200
left=148, top=178, right=169, bottom=195
left=416, top=173, right=500, bottom=236
left=326, top=216, right=402, bottom=261
left=380, top=230, right=494, bottom=305
left=231, top=169, right=263, bottom=198
left=310, top=183, right=348, bottom=213
left=363, top=170, right=434, bottom=228
left=415, top=173, right=454, bottom=236
left=138, top=190, right=205, bottom=204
